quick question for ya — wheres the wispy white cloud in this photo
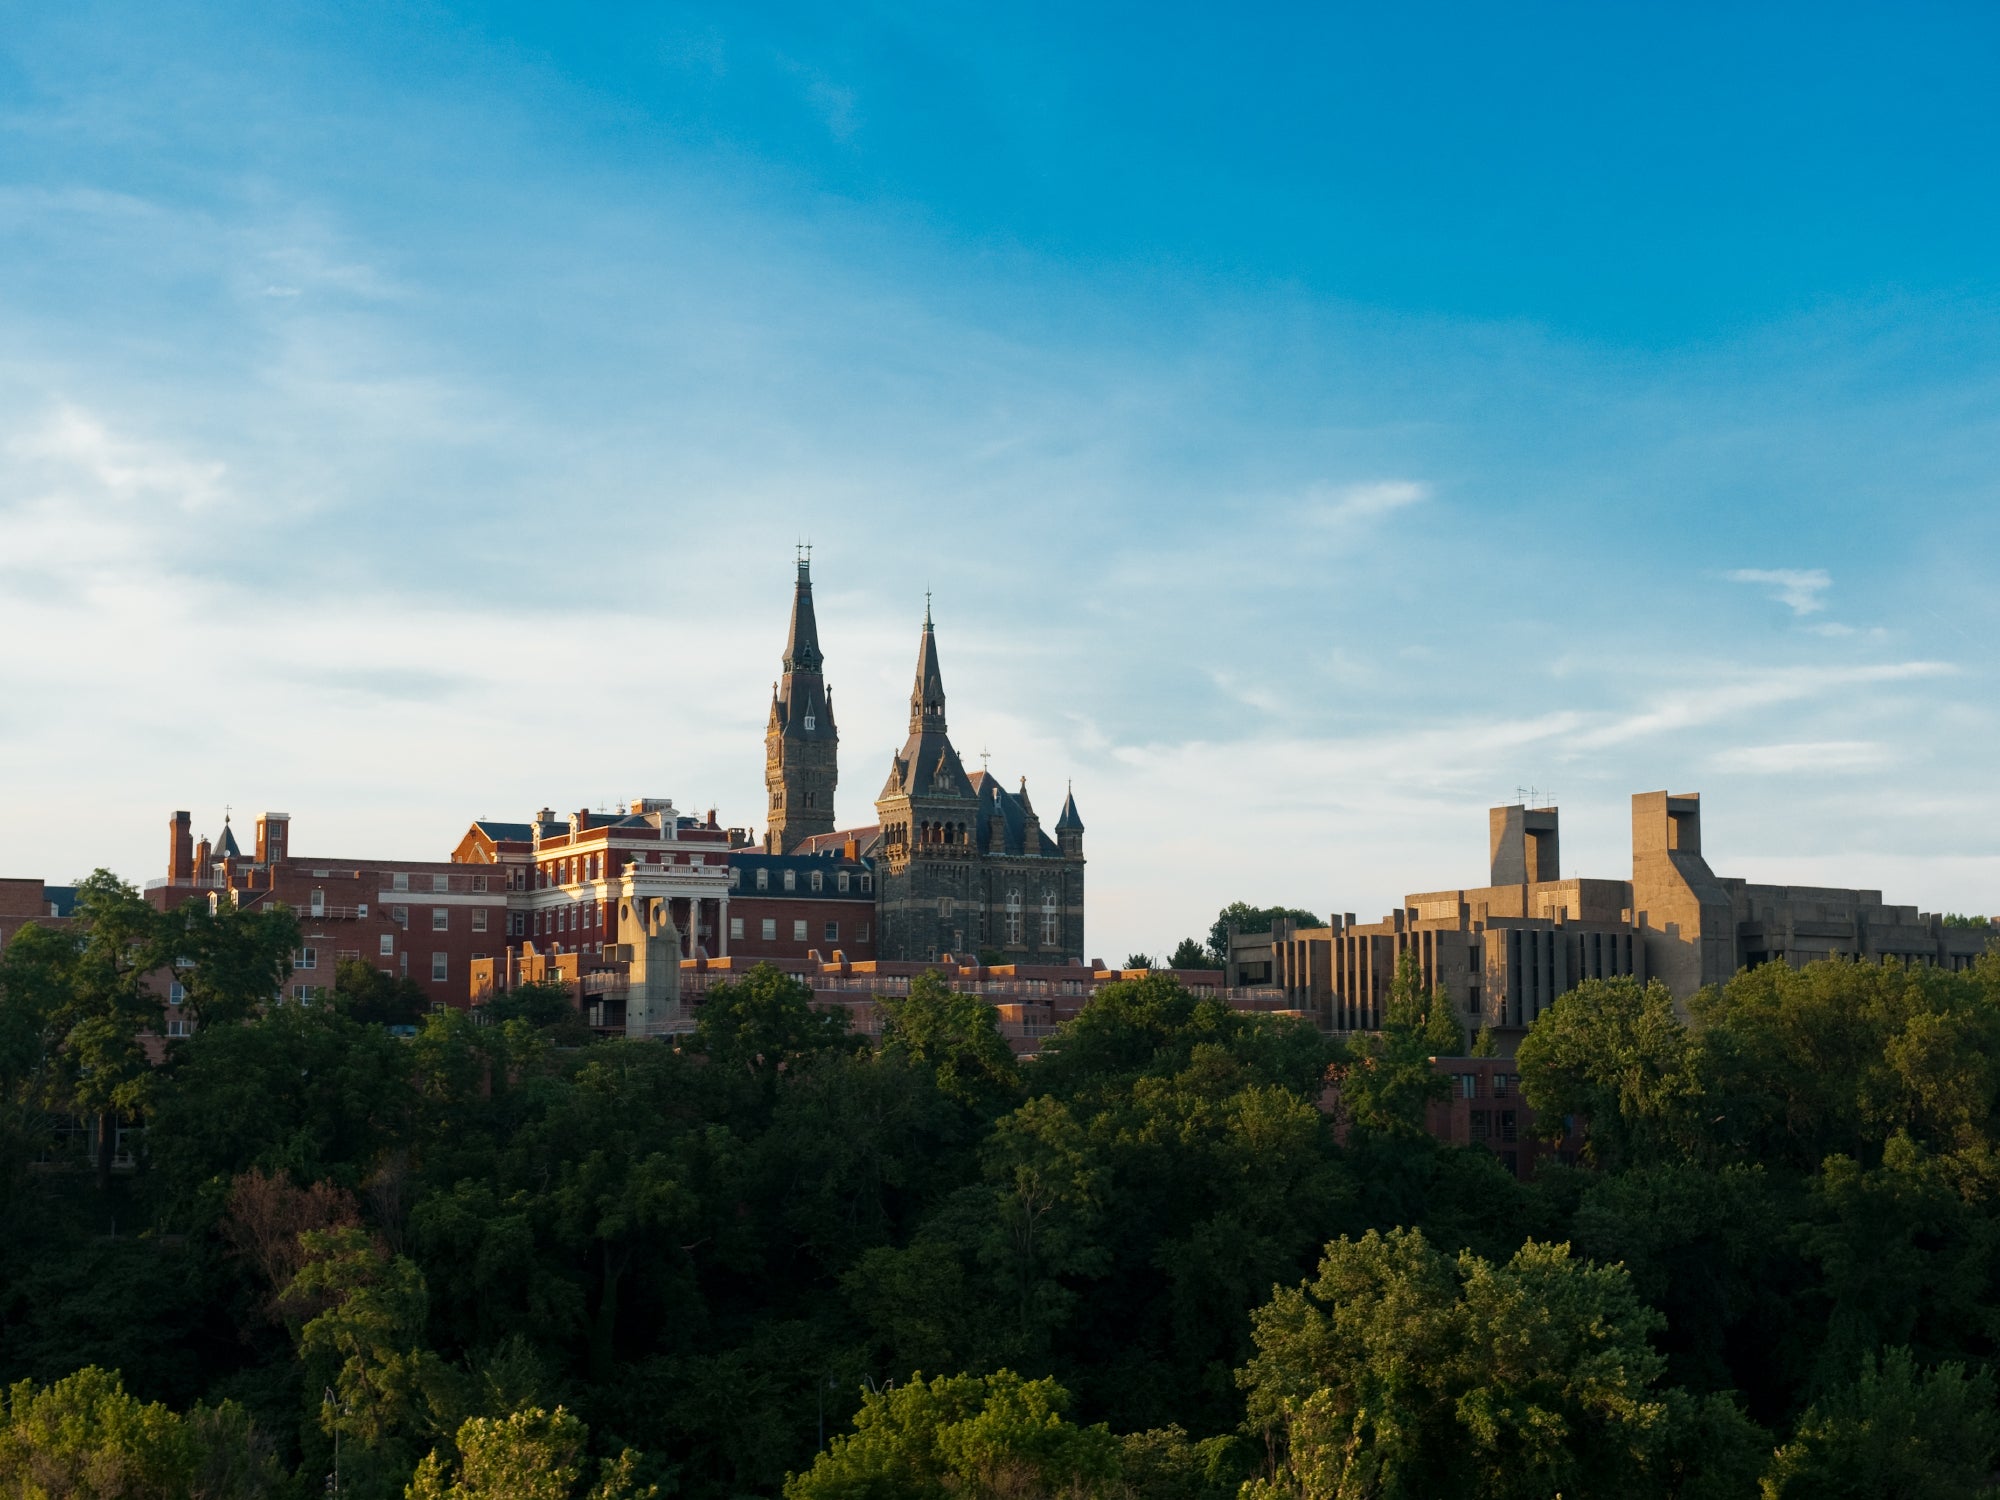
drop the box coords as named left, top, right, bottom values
left=1298, top=479, right=1430, bottom=526
left=1566, top=660, right=1953, bottom=751
left=1727, top=567, right=1832, bottom=615
left=1710, top=740, right=1893, bottom=774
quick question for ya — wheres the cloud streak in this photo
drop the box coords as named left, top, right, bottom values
left=1728, top=567, right=1832, bottom=615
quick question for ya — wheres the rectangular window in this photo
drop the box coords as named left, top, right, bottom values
left=1459, top=1074, right=1478, bottom=1099
left=168, top=981, right=186, bottom=1005
left=729, top=917, right=744, bottom=940
left=1500, top=1111, right=1518, bottom=1143
left=1471, top=1109, right=1492, bottom=1142
left=294, top=946, right=317, bottom=970
left=837, top=871, right=850, bottom=892
left=432, top=908, right=449, bottom=931
left=166, top=1017, right=191, bottom=1038
left=379, top=934, right=395, bottom=956
left=756, top=869, right=769, bottom=891
left=730, top=868, right=741, bottom=888
left=861, top=874, right=873, bottom=892
left=811, top=870, right=823, bottom=893
left=760, top=918, right=777, bottom=941
left=825, top=921, right=839, bottom=942
left=784, top=870, right=797, bottom=892
left=792, top=919, right=807, bottom=941
left=472, top=874, right=488, bottom=892
left=472, top=909, right=488, bottom=932
left=392, top=872, right=410, bottom=891
left=431, top=953, right=448, bottom=982
left=1493, top=1072, right=1510, bottom=1097
left=432, top=874, right=450, bottom=893
left=859, top=924, right=870, bottom=943
left=393, top=905, right=409, bottom=927
left=1041, top=913, right=1059, bottom=944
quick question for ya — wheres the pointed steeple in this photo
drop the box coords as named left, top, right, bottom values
left=783, top=553, right=823, bottom=673
left=766, top=553, right=838, bottom=853
left=1056, top=782, right=1085, bottom=832
left=909, top=599, right=947, bottom=735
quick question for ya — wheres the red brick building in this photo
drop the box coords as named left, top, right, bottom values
left=0, top=877, right=75, bottom=950
left=149, top=810, right=511, bottom=1017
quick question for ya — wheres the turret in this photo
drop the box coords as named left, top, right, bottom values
left=1055, top=783, right=1084, bottom=858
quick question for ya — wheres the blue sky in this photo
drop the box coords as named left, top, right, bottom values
left=1, top=2, right=1996, bottom=956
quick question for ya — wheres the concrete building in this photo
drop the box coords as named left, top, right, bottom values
left=1231, top=791, right=1997, bottom=1045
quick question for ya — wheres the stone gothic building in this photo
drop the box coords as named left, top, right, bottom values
left=764, top=555, right=838, bottom=855
left=762, top=561, right=1086, bottom=963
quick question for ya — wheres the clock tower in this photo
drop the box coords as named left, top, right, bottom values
left=764, top=554, right=840, bottom=854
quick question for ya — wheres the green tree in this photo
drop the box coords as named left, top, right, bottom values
left=288, top=1226, right=451, bottom=1492
left=0, top=872, right=166, bottom=1187
left=693, top=964, right=862, bottom=1110
left=1205, top=905, right=1322, bottom=966
left=1762, top=1347, right=2000, bottom=1500
left=1515, top=977, right=1701, bottom=1169
left=1338, top=953, right=1461, bottom=1137
left=336, top=958, right=429, bottom=1028
left=1239, top=1227, right=1765, bottom=1500
left=878, top=972, right=1020, bottom=1114
left=1166, top=939, right=1220, bottom=972
left=407, top=1405, right=657, bottom=1500
left=783, top=1370, right=1122, bottom=1500
left=0, top=1365, right=283, bottom=1499
left=157, top=896, right=299, bottom=1029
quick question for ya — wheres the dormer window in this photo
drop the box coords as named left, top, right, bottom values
left=804, top=713, right=816, bottom=730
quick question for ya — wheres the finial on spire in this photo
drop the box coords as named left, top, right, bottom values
left=924, top=590, right=932, bottom=628
left=981, top=746, right=991, bottom=773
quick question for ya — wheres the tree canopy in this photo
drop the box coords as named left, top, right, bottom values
left=3, top=899, right=2000, bottom=1498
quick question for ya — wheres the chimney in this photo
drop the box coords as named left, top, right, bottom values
left=195, top=835, right=213, bottom=883
left=169, top=811, right=193, bottom=884
left=256, top=811, right=291, bottom=866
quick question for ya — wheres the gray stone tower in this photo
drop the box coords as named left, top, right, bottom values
left=764, top=555, right=839, bottom=854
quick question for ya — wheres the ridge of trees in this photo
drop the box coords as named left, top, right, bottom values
left=0, top=873, right=1998, bottom=1495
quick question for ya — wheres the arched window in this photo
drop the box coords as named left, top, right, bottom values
left=1005, top=889, right=1023, bottom=945
left=1042, top=891, right=1061, bottom=946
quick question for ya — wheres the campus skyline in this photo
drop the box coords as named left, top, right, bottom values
left=2, top=5, right=1996, bottom=958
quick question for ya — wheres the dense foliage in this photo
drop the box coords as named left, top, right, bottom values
left=2, top=874, right=1999, bottom=1496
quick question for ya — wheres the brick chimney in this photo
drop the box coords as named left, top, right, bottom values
left=168, top=811, right=193, bottom=884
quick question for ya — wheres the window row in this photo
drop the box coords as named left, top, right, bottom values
left=728, top=916, right=869, bottom=945
left=387, top=872, right=490, bottom=893
left=734, top=867, right=871, bottom=894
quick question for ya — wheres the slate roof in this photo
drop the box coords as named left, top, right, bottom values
left=472, top=820, right=537, bottom=843
left=1056, top=786, right=1084, bottom=832
left=968, top=772, right=1062, bottom=858
left=42, top=886, right=77, bottom=918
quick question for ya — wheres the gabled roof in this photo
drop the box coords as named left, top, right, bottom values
left=473, top=820, right=537, bottom=842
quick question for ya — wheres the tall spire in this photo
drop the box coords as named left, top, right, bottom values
left=909, top=601, right=947, bottom=734
left=783, top=550, right=823, bottom=673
